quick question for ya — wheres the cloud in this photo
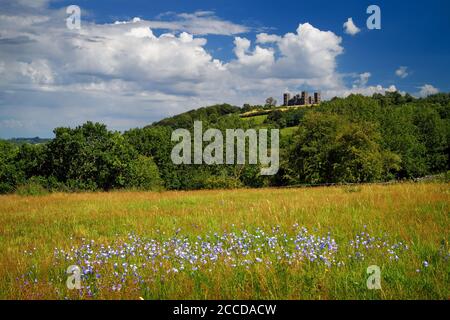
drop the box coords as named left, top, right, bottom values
left=395, top=66, right=409, bottom=78
left=233, top=23, right=343, bottom=80
left=232, top=37, right=275, bottom=72
left=256, top=33, right=282, bottom=43
left=325, top=84, right=399, bottom=98
left=0, top=119, right=26, bottom=129
left=417, top=84, right=439, bottom=97
left=19, top=59, right=55, bottom=84
left=343, top=18, right=360, bottom=36
left=114, top=11, right=249, bottom=36
left=0, top=4, right=403, bottom=138
left=16, top=0, right=50, bottom=8
left=353, top=72, right=371, bottom=87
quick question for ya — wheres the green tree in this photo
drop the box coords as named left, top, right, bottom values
left=289, top=112, right=400, bottom=184
left=380, top=105, right=428, bottom=178
left=413, top=106, right=448, bottom=173
left=0, top=140, right=22, bottom=193
left=16, top=143, right=47, bottom=179
left=46, top=122, right=140, bottom=191
left=125, top=155, right=163, bottom=190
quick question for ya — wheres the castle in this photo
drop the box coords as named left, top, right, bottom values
left=283, top=91, right=321, bottom=106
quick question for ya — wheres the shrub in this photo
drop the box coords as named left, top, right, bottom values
left=203, top=175, right=243, bottom=189
left=15, top=177, right=48, bottom=196
left=125, top=155, right=163, bottom=191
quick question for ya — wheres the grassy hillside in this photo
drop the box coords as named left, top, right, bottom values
left=149, top=104, right=240, bottom=129
left=1, top=182, right=448, bottom=299
left=241, top=114, right=268, bottom=125
left=280, top=126, right=298, bottom=137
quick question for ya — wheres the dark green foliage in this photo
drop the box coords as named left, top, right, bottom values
left=372, top=91, right=415, bottom=106
left=44, top=122, right=140, bottom=191
left=0, top=94, right=448, bottom=194
left=0, top=140, right=23, bottom=193
left=380, top=105, right=428, bottom=178
left=316, top=94, right=383, bottom=123
left=264, top=108, right=308, bottom=128
left=419, top=93, right=450, bottom=106
left=16, top=143, right=47, bottom=179
left=289, top=112, right=400, bottom=183
left=124, top=126, right=188, bottom=190
left=412, top=106, right=448, bottom=173
left=2, top=122, right=163, bottom=193
left=125, top=155, right=163, bottom=191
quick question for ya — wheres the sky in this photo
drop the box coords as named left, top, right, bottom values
left=0, top=0, right=449, bottom=138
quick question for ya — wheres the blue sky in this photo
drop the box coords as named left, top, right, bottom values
left=52, top=0, right=450, bottom=91
left=0, top=0, right=449, bottom=138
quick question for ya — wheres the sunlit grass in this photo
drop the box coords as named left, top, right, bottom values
left=0, top=183, right=448, bottom=299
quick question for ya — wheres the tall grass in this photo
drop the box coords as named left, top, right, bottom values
left=0, top=183, right=448, bottom=299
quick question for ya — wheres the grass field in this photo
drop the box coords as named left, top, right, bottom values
left=280, top=126, right=298, bottom=137
left=241, top=114, right=268, bottom=126
left=0, top=183, right=448, bottom=300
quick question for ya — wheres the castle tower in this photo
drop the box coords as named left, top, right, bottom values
left=294, top=94, right=301, bottom=105
left=314, top=92, right=321, bottom=104
left=283, top=93, right=291, bottom=106
left=301, top=91, right=309, bottom=105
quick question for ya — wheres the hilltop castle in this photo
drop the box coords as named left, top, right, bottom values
left=283, top=91, right=321, bottom=106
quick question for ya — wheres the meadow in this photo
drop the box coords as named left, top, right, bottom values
left=0, top=183, right=448, bottom=300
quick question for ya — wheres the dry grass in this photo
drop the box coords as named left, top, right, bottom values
left=0, top=183, right=448, bottom=299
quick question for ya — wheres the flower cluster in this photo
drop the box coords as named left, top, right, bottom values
left=348, top=227, right=409, bottom=261
left=19, top=224, right=426, bottom=297
left=52, top=225, right=341, bottom=293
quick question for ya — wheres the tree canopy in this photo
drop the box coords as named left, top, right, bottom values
left=0, top=92, right=448, bottom=194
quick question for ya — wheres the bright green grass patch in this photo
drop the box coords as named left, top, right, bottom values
left=280, top=126, right=298, bottom=137
left=241, top=114, right=268, bottom=125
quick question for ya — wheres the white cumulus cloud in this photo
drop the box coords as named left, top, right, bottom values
left=417, top=84, right=439, bottom=97
left=114, top=11, right=249, bottom=36
left=343, top=18, right=360, bottom=36
left=395, top=66, right=409, bottom=78
left=353, top=72, right=371, bottom=87
left=235, top=23, right=343, bottom=80
left=0, top=3, right=406, bottom=138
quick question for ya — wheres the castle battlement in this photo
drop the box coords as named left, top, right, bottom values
left=283, top=91, right=321, bottom=106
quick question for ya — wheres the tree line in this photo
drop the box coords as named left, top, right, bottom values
left=0, top=92, right=448, bottom=194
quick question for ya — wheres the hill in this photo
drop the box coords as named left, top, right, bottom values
left=6, top=137, right=51, bottom=145
left=149, top=103, right=240, bottom=129
left=148, top=102, right=317, bottom=138
left=0, top=92, right=448, bottom=194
